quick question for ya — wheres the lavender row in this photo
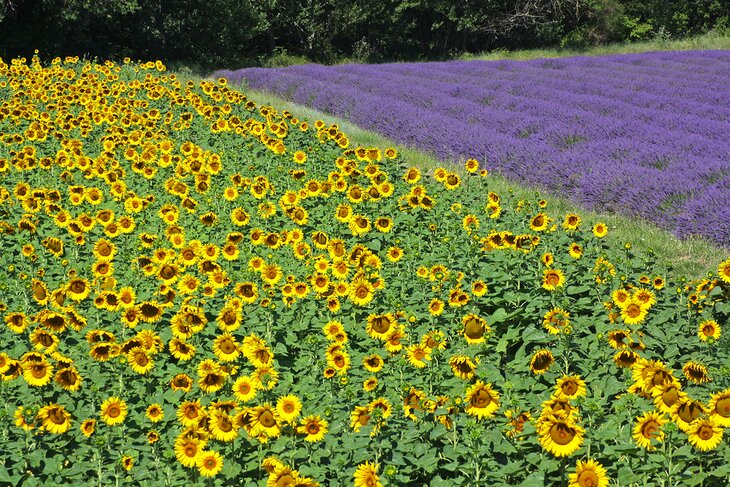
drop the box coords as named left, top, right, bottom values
left=215, top=51, right=730, bottom=246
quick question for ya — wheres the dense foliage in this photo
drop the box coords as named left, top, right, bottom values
left=0, top=0, right=729, bottom=69
left=0, top=55, right=729, bottom=486
left=220, top=51, right=730, bottom=246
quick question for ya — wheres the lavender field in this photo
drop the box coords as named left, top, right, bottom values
left=216, top=51, right=730, bottom=246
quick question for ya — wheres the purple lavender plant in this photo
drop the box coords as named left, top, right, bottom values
left=214, top=51, right=730, bottom=246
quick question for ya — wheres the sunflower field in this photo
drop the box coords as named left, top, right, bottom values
left=0, top=55, right=729, bottom=487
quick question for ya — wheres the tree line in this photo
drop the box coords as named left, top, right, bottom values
left=1, top=0, right=728, bottom=70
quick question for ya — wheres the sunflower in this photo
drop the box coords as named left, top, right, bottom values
left=633, top=289, right=655, bottom=308
left=687, top=418, right=724, bottom=451
left=100, top=397, right=128, bottom=426
left=177, top=400, right=205, bottom=428
left=554, top=375, right=587, bottom=400
left=353, top=461, right=382, bottom=487
left=462, top=313, right=489, bottom=344
left=450, top=355, right=477, bottom=380
left=366, top=313, right=395, bottom=340
left=209, top=412, right=239, bottom=442
left=530, top=349, right=554, bottom=375
left=31, top=279, right=50, bottom=305
left=406, top=345, right=431, bottom=368
left=138, top=301, right=165, bottom=323
left=93, top=239, right=116, bottom=260
left=706, top=389, right=730, bottom=427
left=428, top=298, right=445, bottom=316
left=298, top=415, right=328, bottom=442
left=276, top=394, right=302, bottom=423
left=672, top=399, right=705, bottom=432
left=568, top=243, right=583, bottom=259
left=606, top=329, right=632, bottom=349
left=194, top=450, right=223, bottom=477
left=386, top=246, right=404, bottom=262
left=374, top=216, right=393, bottom=233
left=652, top=382, right=686, bottom=415
left=620, top=299, right=648, bottom=325
left=613, top=349, right=639, bottom=368
left=92, top=260, right=114, bottom=279
left=363, top=377, right=378, bottom=392
left=541, top=396, right=576, bottom=419
left=171, top=373, right=193, bottom=392
left=242, top=340, right=274, bottom=369
left=542, top=269, right=565, bottom=291
left=23, top=360, right=53, bottom=387
left=328, top=350, right=351, bottom=374
left=127, top=347, right=154, bottom=374
left=55, top=366, right=82, bottom=391
left=169, top=338, right=196, bottom=361
left=592, top=223, right=608, bottom=238
left=683, top=361, right=711, bottom=384
left=543, top=308, right=571, bottom=335
left=249, top=404, right=281, bottom=438
left=65, top=277, right=91, bottom=302
left=120, top=455, right=134, bottom=471
left=146, top=404, right=164, bottom=423
left=37, top=403, right=72, bottom=434
left=504, top=410, right=531, bottom=439
left=30, top=327, right=59, bottom=352
left=568, top=459, right=609, bottom=487
left=362, top=354, right=385, bottom=373
left=213, top=332, right=240, bottom=362
left=174, top=436, right=203, bottom=468
left=80, top=418, right=96, bottom=437
left=1, top=358, right=21, bottom=381
left=232, top=376, right=258, bottom=402
left=530, top=213, right=551, bottom=232
left=538, top=415, right=585, bottom=457
left=88, top=342, right=117, bottom=361
left=464, top=381, right=500, bottom=419
left=384, top=327, right=405, bottom=353
left=5, top=312, right=28, bottom=334
left=323, top=320, right=345, bottom=341
left=631, top=359, right=674, bottom=396
left=633, top=411, right=666, bottom=450
left=198, top=369, right=226, bottom=393
left=697, top=319, right=721, bottom=342
left=344, top=213, right=370, bottom=236
left=717, top=258, right=730, bottom=283
left=147, top=430, right=160, bottom=444
left=0, top=353, right=12, bottom=375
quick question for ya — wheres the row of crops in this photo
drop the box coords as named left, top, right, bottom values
left=0, top=55, right=729, bottom=485
left=217, top=51, right=730, bottom=247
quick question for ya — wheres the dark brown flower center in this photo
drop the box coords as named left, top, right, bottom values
left=546, top=273, right=560, bottom=286
left=698, top=424, right=714, bottom=441
left=549, top=423, right=576, bottom=445
left=577, top=470, right=599, bottom=487
left=715, top=397, right=730, bottom=417
left=49, top=408, right=66, bottom=425
left=472, top=389, right=492, bottom=408
left=108, top=405, right=120, bottom=418
left=641, top=420, right=661, bottom=439
left=259, top=410, right=276, bottom=428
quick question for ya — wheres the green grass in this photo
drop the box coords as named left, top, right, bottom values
left=461, top=31, right=730, bottom=61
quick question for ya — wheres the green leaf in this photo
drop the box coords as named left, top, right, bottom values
left=517, top=470, right=545, bottom=486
